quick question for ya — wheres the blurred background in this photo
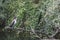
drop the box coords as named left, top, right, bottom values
left=0, top=0, right=60, bottom=40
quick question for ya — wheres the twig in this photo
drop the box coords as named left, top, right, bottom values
left=49, top=27, right=60, bottom=38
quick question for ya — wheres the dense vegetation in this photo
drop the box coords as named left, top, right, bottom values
left=0, top=0, right=60, bottom=40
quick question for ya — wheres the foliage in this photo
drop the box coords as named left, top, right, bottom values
left=0, top=0, right=60, bottom=40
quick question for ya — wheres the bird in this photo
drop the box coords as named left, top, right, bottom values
left=9, top=16, right=17, bottom=29
left=4, top=16, right=17, bottom=31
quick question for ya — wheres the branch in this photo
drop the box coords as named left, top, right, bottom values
left=49, top=27, right=60, bottom=39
